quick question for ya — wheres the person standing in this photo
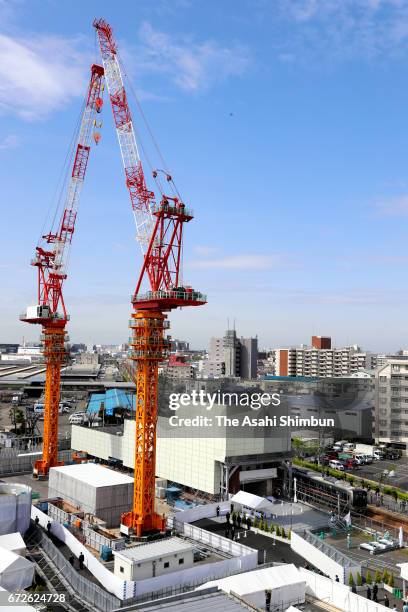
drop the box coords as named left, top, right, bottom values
left=216, top=505, right=220, bottom=517
left=335, top=575, right=339, bottom=582
left=403, top=601, right=408, bottom=612
left=265, top=590, right=271, bottom=612
left=46, top=521, right=52, bottom=535
left=69, top=555, right=75, bottom=567
left=383, top=594, right=390, bottom=608
left=78, top=552, right=85, bottom=570
left=373, top=583, right=378, bottom=602
left=367, top=586, right=372, bottom=600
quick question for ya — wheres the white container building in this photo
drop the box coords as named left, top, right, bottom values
left=0, top=483, right=31, bottom=536
left=48, top=463, right=133, bottom=528
left=113, top=537, right=195, bottom=581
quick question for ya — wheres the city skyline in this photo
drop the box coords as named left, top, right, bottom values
left=2, top=1, right=408, bottom=349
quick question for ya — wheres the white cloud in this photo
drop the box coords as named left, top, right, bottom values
left=194, top=245, right=219, bottom=256
left=188, top=254, right=289, bottom=270
left=0, top=134, right=19, bottom=150
left=269, top=0, right=408, bottom=61
left=0, top=33, right=87, bottom=120
left=373, top=194, right=408, bottom=216
left=136, top=22, right=251, bottom=92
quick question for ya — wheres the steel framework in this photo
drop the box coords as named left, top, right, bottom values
left=94, top=18, right=206, bottom=535
left=21, top=64, right=105, bottom=477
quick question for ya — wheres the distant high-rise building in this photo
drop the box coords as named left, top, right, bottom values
left=170, top=339, right=190, bottom=353
left=200, top=329, right=258, bottom=379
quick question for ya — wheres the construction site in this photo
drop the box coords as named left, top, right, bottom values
left=3, top=9, right=408, bottom=612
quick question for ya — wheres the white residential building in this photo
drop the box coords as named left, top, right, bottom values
left=375, top=358, right=408, bottom=450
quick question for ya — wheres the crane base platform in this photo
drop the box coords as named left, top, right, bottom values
left=33, top=460, right=64, bottom=480
left=120, top=511, right=167, bottom=537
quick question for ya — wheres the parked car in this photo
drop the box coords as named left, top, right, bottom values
left=373, top=450, right=384, bottom=460
left=362, top=454, right=373, bottom=464
left=359, top=542, right=385, bottom=554
left=69, top=412, right=87, bottom=424
left=342, top=458, right=357, bottom=470
left=329, top=459, right=344, bottom=471
left=384, top=450, right=401, bottom=460
left=377, top=538, right=399, bottom=550
left=354, top=454, right=366, bottom=465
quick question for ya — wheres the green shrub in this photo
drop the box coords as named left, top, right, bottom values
left=389, top=574, right=395, bottom=588
left=276, top=526, right=281, bottom=537
left=383, top=570, right=390, bottom=585
left=349, top=572, right=354, bottom=586
left=281, top=527, right=286, bottom=538
left=375, top=570, right=382, bottom=584
left=366, top=571, right=372, bottom=585
left=356, top=572, right=362, bottom=586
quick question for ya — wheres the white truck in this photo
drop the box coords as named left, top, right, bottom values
left=354, top=443, right=384, bottom=461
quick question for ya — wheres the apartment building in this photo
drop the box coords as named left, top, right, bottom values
left=274, top=337, right=375, bottom=378
left=375, top=358, right=408, bottom=450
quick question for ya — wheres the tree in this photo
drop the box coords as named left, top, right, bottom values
left=366, top=571, right=372, bottom=585
left=375, top=570, right=382, bottom=584
left=281, top=527, right=286, bottom=538
left=349, top=572, right=354, bottom=587
left=356, top=572, right=362, bottom=586
left=276, top=526, right=281, bottom=537
left=383, top=570, right=390, bottom=585
left=389, top=574, right=395, bottom=588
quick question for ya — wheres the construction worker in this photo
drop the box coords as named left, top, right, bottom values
left=78, top=552, right=85, bottom=570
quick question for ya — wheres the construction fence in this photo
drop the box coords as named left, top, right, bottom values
left=0, top=449, right=72, bottom=476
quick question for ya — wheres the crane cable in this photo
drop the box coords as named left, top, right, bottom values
left=117, top=51, right=184, bottom=203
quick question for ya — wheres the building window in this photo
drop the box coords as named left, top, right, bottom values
left=120, top=566, right=124, bottom=573
left=164, top=562, right=169, bottom=568
left=179, top=558, right=184, bottom=565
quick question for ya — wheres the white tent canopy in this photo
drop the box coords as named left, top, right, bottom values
left=197, top=565, right=306, bottom=610
left=0, top=547, right=34, bottom=591
left=0, top=533, right=26, bottom=556
left=231, top=490, right=275, bottom=514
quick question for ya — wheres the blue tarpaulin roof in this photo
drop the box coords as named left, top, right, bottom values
left=87, top=389, right=135, bottom=416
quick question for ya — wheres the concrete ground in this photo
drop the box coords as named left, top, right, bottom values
left=193, top=516, right=305, bottom=565
left=1, top=472, right=51, bottom=499
left=354, top=456, right=408, bottom=490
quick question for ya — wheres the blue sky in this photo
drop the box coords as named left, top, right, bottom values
left=2, top=0, right=408, bottom=351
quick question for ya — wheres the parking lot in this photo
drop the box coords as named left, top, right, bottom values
left=353, top=456, right=408, bottom=490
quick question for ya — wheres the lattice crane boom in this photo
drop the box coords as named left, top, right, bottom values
left=93, top=19, right=154, bottom=255
left=21, top=64, right=105, bottom=478
left=94, top=18, right=206, bottom=536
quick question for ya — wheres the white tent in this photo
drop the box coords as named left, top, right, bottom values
left=0, top=547, right=34, bottom=591
left=197, top=564, right=306, bottom=610
left=0, top=533, right=26, bottom=556
left=231, top=490, right=275, bottom=514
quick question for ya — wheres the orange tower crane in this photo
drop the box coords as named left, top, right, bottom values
left=21, top=64, right=105, bottom=478
left=94, top=19, right=206, bottom=535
